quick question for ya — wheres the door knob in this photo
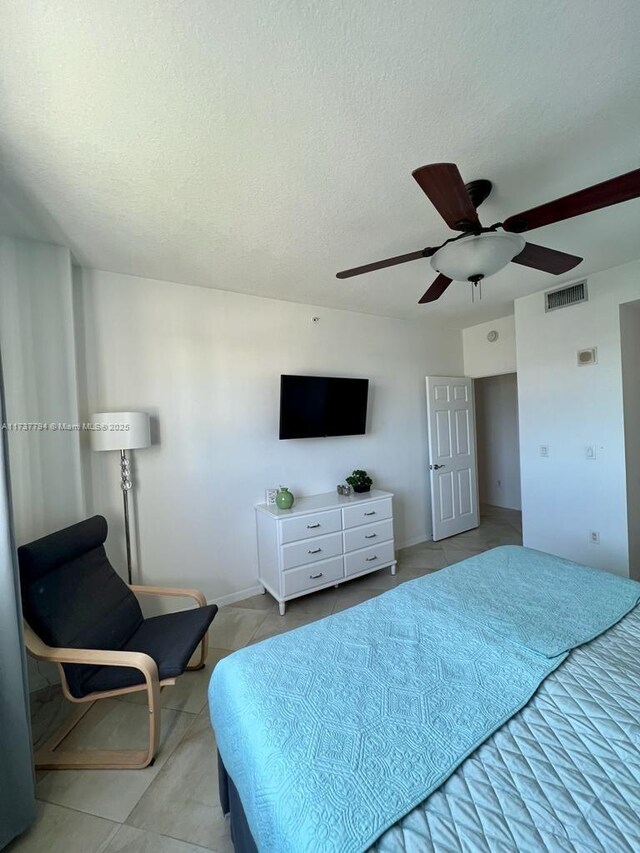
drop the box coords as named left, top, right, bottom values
left=430, top=464, right=445, bottom=470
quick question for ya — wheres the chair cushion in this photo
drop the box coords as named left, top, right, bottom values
left=18, top=516, right=144, bottom=698
left=79, top=604, right=218, bottom=696
left=19, top=515, right=111, bottom=582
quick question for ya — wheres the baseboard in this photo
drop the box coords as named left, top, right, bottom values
left=397, top=535, right=432, bottom=550
left=209, top=584, right=265, bottom=608
left=483, top=502, right=522, bottom=512
left=136, top=583, right=266, bottom=617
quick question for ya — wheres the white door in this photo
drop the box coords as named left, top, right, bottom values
left=426, top=376, right=479, bottom=541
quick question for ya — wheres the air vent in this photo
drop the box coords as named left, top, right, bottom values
left=545, top=280, right=588, bottom=312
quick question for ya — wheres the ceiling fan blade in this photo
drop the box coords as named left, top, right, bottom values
left=419, top=274, right=453, bottom=304
left=503, top=167, right=640, bottom=233
left=336, top=248, right=434, bottom=279
left=412, top=163, right=480, bottom=231
left=511, top=242, right=582, bottom=274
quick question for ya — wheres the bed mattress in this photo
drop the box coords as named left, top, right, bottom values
left=371, top=603, right=640, bottom=852
left=210, top=547, right=640, bottom=852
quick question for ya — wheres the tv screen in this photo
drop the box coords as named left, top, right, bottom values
left=279, top=375, right=369, bottom=439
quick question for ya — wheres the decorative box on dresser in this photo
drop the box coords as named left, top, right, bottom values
left=255, top=489, right=396, bottom=615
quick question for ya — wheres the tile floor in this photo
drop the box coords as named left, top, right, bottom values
left=10, top=505, right=521, bottom=853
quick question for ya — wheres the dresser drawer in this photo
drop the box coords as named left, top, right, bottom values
left=282, top=556, right=344, bottom=597
left=344, top=540, right=395, bottom=577
left=280, top=509, right=342, bottom=544
left=342, top=498, right=392, bottom=530
left=281, top=531, right=343, bottom=570
left=343, top=519, right=393, bottom=553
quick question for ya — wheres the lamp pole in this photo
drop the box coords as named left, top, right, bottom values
left=120, top=449, right=133, bottom=584
left=90, top=412, right=151, bottom=585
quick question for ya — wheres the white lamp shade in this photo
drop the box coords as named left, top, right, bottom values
left=431, top=232, right=526, bottom=282
left=90, top=412, right=151, bottom=452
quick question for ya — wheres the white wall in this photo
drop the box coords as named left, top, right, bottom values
left=515, top=260, right=640, bottom=576
left=0, top=236, right=85, bottom=690
left=78, top=269, right=462, bottom=603
left=475, top=373, right=521, bottom=511
left=620, top=300, right=640, bottom=581
left=463, top=315, right=516, bottom=378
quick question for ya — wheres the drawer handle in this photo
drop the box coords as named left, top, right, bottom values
left=309, top=572, right=323, bottom=579
left=366, top=555, right=378, bottom=562
left=364, top=533, right=377, bottom=539
left=308, top=548, right=322, bottom=554
left=364, top=511, right=376, bottom=516
left=306, top=523, right=321, bottom=529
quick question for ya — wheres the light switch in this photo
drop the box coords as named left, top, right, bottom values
left=585, top=446, right=596, bottom=460
left=540, top=445, right=549, bottom=458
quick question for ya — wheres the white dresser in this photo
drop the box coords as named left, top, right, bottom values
left=255, top=489, right=396, bottom=615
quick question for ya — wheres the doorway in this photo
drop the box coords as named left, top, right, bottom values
left=474, top=373, right=521, bottom=512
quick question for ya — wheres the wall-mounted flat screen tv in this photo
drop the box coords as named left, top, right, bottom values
left=279, top=375, right=369, bottom=439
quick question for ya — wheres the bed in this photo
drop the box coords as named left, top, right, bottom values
left=208, top=546, right=640, bottom=852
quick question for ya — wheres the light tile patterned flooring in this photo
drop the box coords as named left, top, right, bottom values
left=11, top=505, right=521, bottom=853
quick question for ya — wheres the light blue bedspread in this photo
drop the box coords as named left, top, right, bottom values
left=414, top=546, right=640, bottom=656
left=371, top=602, right=640, bottom=852
left=208, top=547, right=640, bottom=853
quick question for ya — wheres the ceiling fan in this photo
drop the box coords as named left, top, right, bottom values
left=336, top=164, right=640, bottom=304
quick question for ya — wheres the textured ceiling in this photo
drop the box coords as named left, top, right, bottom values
left=1, top=0, right=639, bottom=328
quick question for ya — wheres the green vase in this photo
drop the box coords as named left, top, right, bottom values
left=276, top=487, right=294, bottom=509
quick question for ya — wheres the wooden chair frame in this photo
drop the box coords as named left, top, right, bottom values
left=25, top=584, right=210, bottom=770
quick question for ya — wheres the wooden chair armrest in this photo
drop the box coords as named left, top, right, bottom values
left=23, top=623, right=159, bottom=681
left=24, top=623, right=163, bottom=768
left=129, top=584, right=207, bottom=608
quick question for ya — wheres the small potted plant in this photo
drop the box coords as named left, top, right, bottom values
left=346, top=469, right=373, bottom=494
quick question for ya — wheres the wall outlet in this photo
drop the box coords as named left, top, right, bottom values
left=589, top=530, right=600, bottom=544
left=540, top=445, right=549, bottom=457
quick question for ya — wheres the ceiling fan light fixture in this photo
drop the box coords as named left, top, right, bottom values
left=430, top=231, right=526, bottom=282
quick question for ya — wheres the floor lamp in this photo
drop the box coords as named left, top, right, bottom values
left=90, top=411, right=151, bottom=584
